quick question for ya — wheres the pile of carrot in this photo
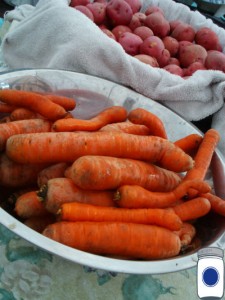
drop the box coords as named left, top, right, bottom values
left=0, top=88, right=224, bottom=261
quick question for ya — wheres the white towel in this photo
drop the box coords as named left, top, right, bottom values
left=1, top=0, right=225, bottom=156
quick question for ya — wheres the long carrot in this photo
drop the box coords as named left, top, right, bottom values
left=65, top=155, right=181, bottom=191
left=0, top=103, right=17, bottom=113
left=43, top=221, right=181, bottom=259
left=114, top=179, right=211, bottom=208
left=38, top=177, right=115, bottom=214
left=59, top=202, right=182, bottom=231
left=100, top=121, right=151, bottom=135
left=174, top=133, right=203, bottom=156
left=14, top=191, right=49, bottom=219
left=128, top=107, right=167, bottom=139
left=172, top=197, right=211, bottom=221
left=0, top=89, right=67, bottom=121
left=10, top=108, right=43, bottom=121
left=45, top=94, right=76, bottom=111
left=0, top=118, right=52, bottom=151
left=6, top=131, right=194, bottom=172
left=52, top=106, right=128, bottom=132
left=37, top=162, right=69, bottom=187
left=174, top=222, right=196, bottom=247
left=201, top=193, right=225, bottom=217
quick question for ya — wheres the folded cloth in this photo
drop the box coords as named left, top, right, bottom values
left=1, top=0, right=225, bottom=157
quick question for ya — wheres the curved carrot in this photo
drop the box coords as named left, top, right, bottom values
left=172, top=197, right=211, bottom=221
left=100, top=121, right=151, bottom=135
left=52, top=106, right=127, bottom=132
left=0, top=118, right=52, bottom=151
left=65, top=155, right=181, bottom=192
left=0, top=89, right=67, bottom=121
left=43, top=221, right=181, bottom=259
left=14, top=191, right=49, bottom=219
left=174, top=133, right=203, bottom=156
left=37, top=162, right=69, bottom=187
left=38, top=177, right=115, bottom=214
left=201, top=193, right=225, bottom=217
left=45, top=94, right=76, bottom=111
left=114, top=179, right=211, bottom=208
left=10, top=108, right=43, bottom=121
left=174, top=222, right=196, bottom=247
left=6, top=131, right=194, bottom=172
left=128, top=107, right=167, bottom=139
left=0, top=103, right=17, bottom=113
left=59, top=202, right=182, bottom=231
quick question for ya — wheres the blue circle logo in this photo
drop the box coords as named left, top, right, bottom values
left=202, top=267, right=219, bottom=287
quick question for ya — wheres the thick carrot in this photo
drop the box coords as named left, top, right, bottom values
left=100, top=121, right=151, bottom=135
left=0, top=89, right=67, bottom=121
left=114, top=179, right=211, bottom=208
left=174, top=133, right=203, bottom=156
left=24, top=215, right=55, bottom=233
left=0, top=153, right=46, bottom=188
left=14, top=191, right=49, bottom=219
left=6, top=131, right=194, bottom=172
left=174, top=222, right=196, bottom=247
left=52, top=106, right=128, bottom=132
left=0, top=103, right=17, bottom=113
left=172, top=197, right=211, bottom=221
left=59, top=202, right=182, bottom=231
left=201, top=193, right=225, bottom=217
left=10, top=108, right=43, bottom=121
left=37, top=162, right=69, bottom=187
left=128, top=108, right=167, bottom=139
left=38, top=177, right=115, bottom=214
left=43, top=221, right=181, bottom=259
left=65, top=155, right=181, bottom=192
left=0, top=118, right=52, bottom=151
left=45, top=94, right=76, bottom=111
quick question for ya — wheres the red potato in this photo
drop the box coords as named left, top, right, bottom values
left=101, top=28, right=116, bottom=40
left=75, top=5, right=94, bottom=21
left=171, top=23, right=196, bottom=42
left=94, top=0, right=108, bottom=3
left=112, top=25, right=132, bottom=41
left=195, top=27, right=222, bottom=51
left=178, top=41, right=192, bottom=56
left=163, top=64, right=183, bottom=77
left=144, top=12, right=170, bottom=38
left=106, top=0, right=133, bottom=26
left=167, top=57, right=180, bottom=66
left=169, top=20, right=183, bottom=32
left=205, top=50, right=225, bottom=72
left=133, top=26, right=154, bottom=41
left=86, top=2, right=106, bottom=25
left=134, top=54, right=159, bottom=67
left=140, top=35, right=165, bottom=61
left=124, top=0, right=142, bottom=14
left=118, top=32, right=143, bottom=56
left=129, top=12, right=146, bottom=31
left=70, top=0, right=90, bottom=6
left=179, top=44, right=207, bottom=68
left=157, top=49, right=171, bottom=68
left=162, top=36, right=179, bottom=57
left=183, top=62, right=206, bottom=76
left=145, top=6, right=164, bottom=16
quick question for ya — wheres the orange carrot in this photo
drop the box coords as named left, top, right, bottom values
left=14, top=191, right=49, bottom=219
left=65, top=155, right=181, bottom=191
left=45, top=94, right=76, bottom=111
left=172, top=197, right=211, bottom=221
left=174, top=222, right=196, bottom=247
left=0, top=102, right=17, bottom=113
left=114, top=179, right=211, bottom=208
left=100, top=121, right=151, bottom=135
left=59, top=202, right=182, bottom=231
left=128, top=107, right=167, bottom=139
left=43, top=221, right=181, bottom=259
left=37, top=162, right=69, bottom=187
left=52, top=106, right=127, bottom=132
left=10, top=108, right=43, bottom=121
left=174, top=133, right=203, bottom=156
left=38, top=177, right=115, bottom=214
left=0, top=153, right=46, bottom=188
left=0, top=118, right=52, bottom=151
left=0, top=116, right=11, bottom=123
left=24, top=215, right=55, bottom=233
left=6, top=131, right=194, bottom=172
left=201, top=193, right=225, bottom=217
left=0, top=89, right=67, bottom=121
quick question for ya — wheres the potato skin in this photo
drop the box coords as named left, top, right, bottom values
left=134, top=54, right=159, bottom=68
left=179, top=44, right=207, bottom=68
left=195, top=27, right=222, bottom=51
left=171, top=23, right=196, bottom=42
left=118, top=32, right=143, bottom=56
left=162, top=36, right=179, bottom=57
left=106, top=0, right=133, bottom=26
left=133, top=26, right=154, bottom=41
left=140, top=36, right=165, bottom=61
left=163, top=64, right=183, bottom=77
left=144, top=12, right=170, bottom=38
left=205, top=50, right=225, bottom=72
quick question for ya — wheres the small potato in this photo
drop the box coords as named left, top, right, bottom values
left=70, top=0, right=90, bottom=7
left=169, top=20, right=183, bottom=32
left=118, top=32, right=143, bottom=56
left=145, top=5, right=164, bottom=16
left=144, top=12, right=170, bottom=38
left=162, top=36, right=179, bottom=57
left=178, top=41, right=192, bottom=56
left=179, top=44, right=207, bottom=68
left=101, top=28, right=116, bottom=40
left=133, top=26, right=154, bottom=41
left=129, top=12, right=146, bottom=31
left=140, top=35, right=165, bottom=61
left=205, top=50, right=225, bottom=72
left=167, top=57, right=180, bottom=66
left=86, top=2, right=106, bottom=25
left=112, top=25, right=132, bottom=41
left=183, top=62, right=206, bottom=76
left=106, top=0, right=133, bottom=26
left=171, top=22, right=196, bottom=42
left=75, top=5, right=94, bottom=21
left=124, top=0, right=142, bottom=14
left=163, top=64, right=183, bottom=77
left=157, top=49, right=171, bottom=68
left=134, top=54, right=159, bottom=67
left=195, top=27, right=222, bottom=51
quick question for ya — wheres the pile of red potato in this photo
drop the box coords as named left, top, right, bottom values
left=69, top=0, right=225, bottom=77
